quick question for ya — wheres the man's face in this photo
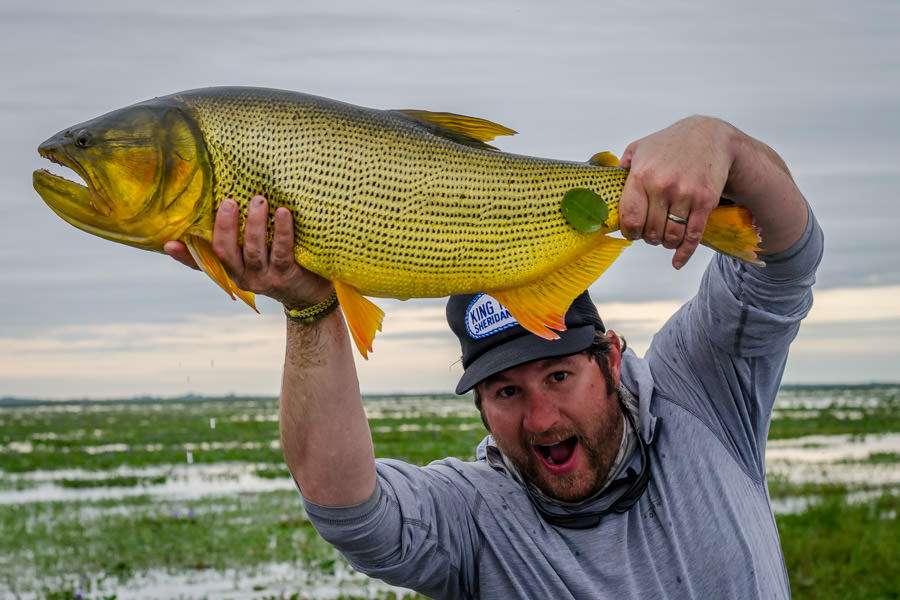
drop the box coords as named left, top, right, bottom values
left=477, top=348, right=623, bottom=503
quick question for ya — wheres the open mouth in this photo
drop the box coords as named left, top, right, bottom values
left=535, top=436, right=578, bottom=467
left=39, top=145, right=86, bottom=187
left=36, top=140, right=112, bottom=217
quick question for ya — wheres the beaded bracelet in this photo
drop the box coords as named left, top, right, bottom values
left=283, top=290, right=339, bottom=324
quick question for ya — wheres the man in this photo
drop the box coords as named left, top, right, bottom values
left=166, top=116, right=821, bottom=598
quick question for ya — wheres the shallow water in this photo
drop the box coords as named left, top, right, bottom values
left=767, top=432, right=900, bottom=464
left=773, top=386, right=900, bottom=411
left=3, top=431, right=897, bottom=508
left=12, top=562, right=412, bottom=600
left=0, top=462, right=295, bottom=505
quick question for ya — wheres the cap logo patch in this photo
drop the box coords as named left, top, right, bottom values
left=465, top=294, right=518, bottom=339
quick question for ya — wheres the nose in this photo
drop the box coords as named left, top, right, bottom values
left=522, top=391, right=561, bottom=433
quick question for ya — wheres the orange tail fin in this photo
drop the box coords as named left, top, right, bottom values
left=701, top=205, right=765, bottom=266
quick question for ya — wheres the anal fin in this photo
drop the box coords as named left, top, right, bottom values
left=491, top=236, right=631, bottom=340
left=184, top=234, right=257, bottom=311
left=333, top=280, right=385, bottom=359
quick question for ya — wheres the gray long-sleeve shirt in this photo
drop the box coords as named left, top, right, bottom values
left=304, top=207, right=823, bottom=599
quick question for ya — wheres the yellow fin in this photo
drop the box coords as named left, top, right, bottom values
left=184, top=234, right=257, bottom=311
left=588, top=151, right=620, bottom=167
left=392, top=109, right=516, bottom=150
left=333, top=280, right=384, bottom=359
left=701, top=205, right=765, bottom=266
left=491, top=236, right=631, bottom=340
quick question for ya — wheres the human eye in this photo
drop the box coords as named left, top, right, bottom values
left=497, top=385, right=518, bottom=399
left=549, top=371, right=569, bottom=384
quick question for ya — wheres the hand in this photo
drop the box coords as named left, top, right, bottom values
left=164, top=195, right=333, bottom=308
left=618, top=116, right=737, bottom=269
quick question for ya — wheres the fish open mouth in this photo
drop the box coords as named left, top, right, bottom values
left=33, top=154, right=131, bottom=244
left=34, top=165, right=161, bottom=249
left=35, top=141, right=113, bottom=217
left=535, top=436, right=578, bottom=466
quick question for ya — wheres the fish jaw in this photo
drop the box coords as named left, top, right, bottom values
left=33, top=167, right=169, bottom=250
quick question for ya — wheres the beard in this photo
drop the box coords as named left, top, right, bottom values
left=496, top=401, right=624, bottom=503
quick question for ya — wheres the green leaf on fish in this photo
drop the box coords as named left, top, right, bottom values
left=561, top=188, right=609, bottom=233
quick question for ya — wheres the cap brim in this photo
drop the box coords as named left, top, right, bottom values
left=455, top=324, right=597, bottom=394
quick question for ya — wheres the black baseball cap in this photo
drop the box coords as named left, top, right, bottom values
left=447, top=291, right=604, bottom=394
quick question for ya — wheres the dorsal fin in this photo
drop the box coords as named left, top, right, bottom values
left=392, top=109, right=516, bottom=151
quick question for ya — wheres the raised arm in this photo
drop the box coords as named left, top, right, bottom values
left=617, top=116, right=809, bottom=268
left=165, top=196, right=376, bottom=506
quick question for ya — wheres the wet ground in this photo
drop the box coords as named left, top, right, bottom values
left=1, top=387, right=897, bottom=599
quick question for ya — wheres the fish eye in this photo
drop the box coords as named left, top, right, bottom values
left=74, top=130, right=92, bottom=147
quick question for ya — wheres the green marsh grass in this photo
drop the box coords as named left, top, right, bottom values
left=778, top=493, right=899, bottom=600
left=1, top=387, right=898, bottom=599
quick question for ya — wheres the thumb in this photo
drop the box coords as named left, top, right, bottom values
left=164, top=240, right=200, bottom=271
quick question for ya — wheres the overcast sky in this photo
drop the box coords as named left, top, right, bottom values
left=2, top=0, right=898, bottom=399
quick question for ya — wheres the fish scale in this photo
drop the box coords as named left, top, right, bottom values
left=179, top=88, right=625, bottom=298
left=34, top=86, right=761, bottom=357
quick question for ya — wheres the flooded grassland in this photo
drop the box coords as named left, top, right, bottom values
left=1, top=387, right=898, bottom=599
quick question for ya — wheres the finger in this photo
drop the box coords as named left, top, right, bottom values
left=270, top=207, right=296, bottom=274
left=672, top=206, right=713, bottom=269
left=643, top=194, right=670, bottom=246
left=163, top=240, right=200, bottom=270
left=618, top=143, right=635, bottom=169
left=212, top=199, right=243, bottom=273
left=662, top=198, right=691, bottom=250
left=242, top=196, right=270, bottom=273
left=619, top=171, right=649, bottom=241
left=269, top=207, right=335, bottom=306
left=662, top=218, right=685, bottom=251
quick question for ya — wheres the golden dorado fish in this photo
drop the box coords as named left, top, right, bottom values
left=33, top=87, right=762, bottom=357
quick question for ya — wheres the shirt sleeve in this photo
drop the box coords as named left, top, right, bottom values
left=645, top=203, right=824, bottom=477
left=697, top=204, right=823, bottom=358
left=301, top=458, right=483, bottom=599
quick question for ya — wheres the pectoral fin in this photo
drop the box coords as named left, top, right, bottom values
left=333, top=280, right=385, bottom=358
left=184, top=234, right=257, bottom=311
left=701, top=205, right=765, bottom=266
left=491, top=236, right=631, bottom=339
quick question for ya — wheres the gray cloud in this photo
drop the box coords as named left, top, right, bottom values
left=3, top=0, right=898, bottom=396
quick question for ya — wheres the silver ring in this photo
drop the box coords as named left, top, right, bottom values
left=667, top=213, right=688, bottom=225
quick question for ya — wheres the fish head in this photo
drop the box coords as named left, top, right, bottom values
left=33, top=99, right=212, bottom=252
